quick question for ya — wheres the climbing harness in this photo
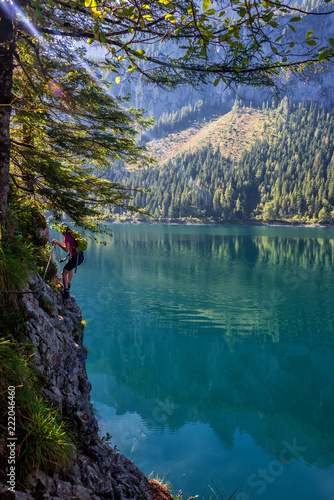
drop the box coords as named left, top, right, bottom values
left=52, top=242, right=84, bottom=273
left=51, top=240, right=87, bottom=273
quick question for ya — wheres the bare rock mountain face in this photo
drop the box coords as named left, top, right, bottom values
left=116, top=12, right=334, bottom=121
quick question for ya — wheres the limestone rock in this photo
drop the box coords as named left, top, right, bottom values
left=0, top=272, right=154, bottom=499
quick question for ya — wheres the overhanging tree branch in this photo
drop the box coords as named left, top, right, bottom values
left=1, top=0, right=334, bottom=231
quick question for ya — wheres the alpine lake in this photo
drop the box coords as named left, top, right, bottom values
left=63, top=224, right=334, bottom=500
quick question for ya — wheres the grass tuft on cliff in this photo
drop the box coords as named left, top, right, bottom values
left=0, top=195, right=57, bottom=296
left=0, top=339, right=75, bottom=482
left=0, top=235, right=36, bottom=296
left=0, top=199, right=56, bottom=340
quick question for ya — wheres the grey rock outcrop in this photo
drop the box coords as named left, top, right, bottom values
left=0, top=273, right=152, bottom=500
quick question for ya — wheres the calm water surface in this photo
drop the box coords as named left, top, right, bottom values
left=70, top=224, right=334, bottom=499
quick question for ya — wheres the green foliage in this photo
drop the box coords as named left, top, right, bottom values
left=18, top=394, right=74, bottom=478
left=0, top=195, right=56, bottom=296
left=11, top=37, right=154, bottom=234
left=80, top=0, right=334, bottom=89
left=2, top=0, right=334, bottom=233
left=10, top=0, right=334, bottom=98
left=1, top=0, right=334, bottom=234
left=0, top=235, right=35, bottom=294
left=101, top=431, right=112, bottom=444
left=0, top=340, right=74, bottom=481
left=101, top=432, right=119, bottom=453
left=0, top=298, right=29, bottom=340
left=105, top=99, right=334, bottom=225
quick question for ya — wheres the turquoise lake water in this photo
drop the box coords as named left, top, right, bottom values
left=66, top=224, right=334, bottom=499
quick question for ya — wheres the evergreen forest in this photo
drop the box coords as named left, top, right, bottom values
left=105, top=98, right=334, bottom=225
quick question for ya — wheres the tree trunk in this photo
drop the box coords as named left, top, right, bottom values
left=0, top=3, right=14, bottom=223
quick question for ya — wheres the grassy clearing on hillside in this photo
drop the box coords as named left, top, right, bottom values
left=147, top=106, right=276, bottom=165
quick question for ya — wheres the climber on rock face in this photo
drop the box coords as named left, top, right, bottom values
left=51, top=224, right=83, bottom=300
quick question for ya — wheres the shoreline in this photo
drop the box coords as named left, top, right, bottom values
left=109, top=219, right=334, bottom=229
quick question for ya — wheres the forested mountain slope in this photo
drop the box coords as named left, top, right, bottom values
left=105, top=99, right=334, bottom=224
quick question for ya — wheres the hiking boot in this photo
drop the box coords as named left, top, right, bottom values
left=63, top=289, right=70, bottom=300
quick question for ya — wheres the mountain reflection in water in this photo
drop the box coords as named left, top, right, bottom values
left=71, top=225, right=334, bottom=499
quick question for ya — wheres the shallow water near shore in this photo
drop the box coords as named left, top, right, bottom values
left=69, top=224, right=334, bottom=499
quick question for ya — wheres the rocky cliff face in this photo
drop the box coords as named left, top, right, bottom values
left=0, top=273, right=158, bottom=500
left=116, top=13, right=334, bottom=120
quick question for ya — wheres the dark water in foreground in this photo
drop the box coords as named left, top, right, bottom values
left=69, top=224, right=334, bottom=499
